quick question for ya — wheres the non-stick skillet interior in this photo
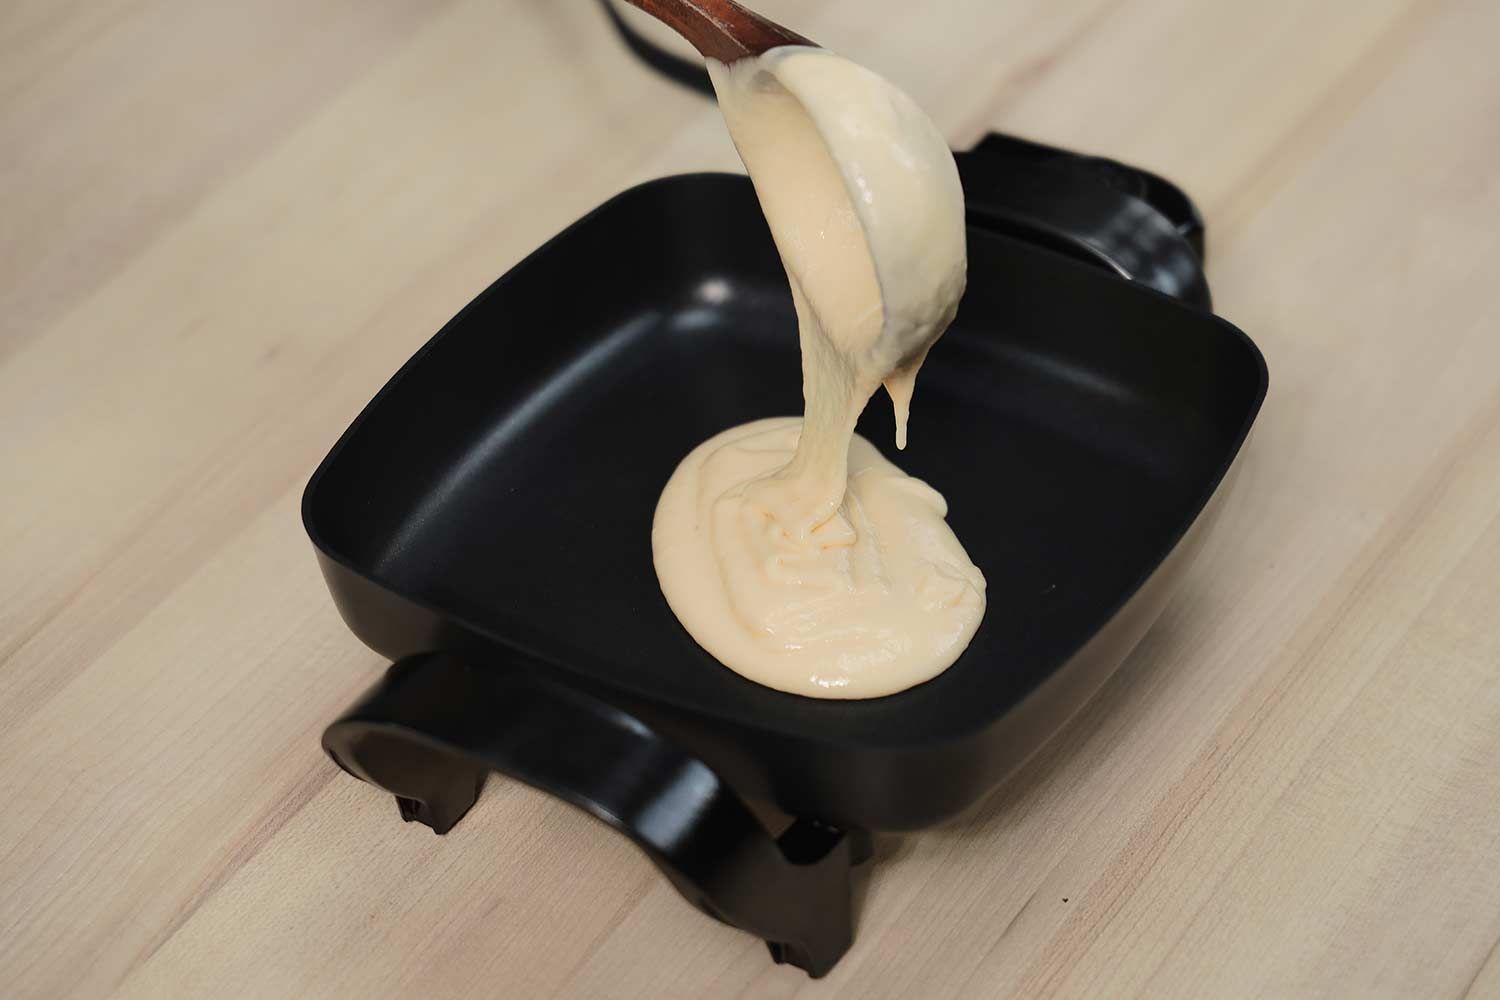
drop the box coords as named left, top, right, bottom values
left=305, top=174, right=1264, bottom=750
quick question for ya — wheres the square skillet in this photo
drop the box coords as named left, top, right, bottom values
left=306, top=155, right=1266, bottom=975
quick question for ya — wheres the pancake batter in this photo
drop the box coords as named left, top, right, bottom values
left=652, top=47, right=985, bottom=698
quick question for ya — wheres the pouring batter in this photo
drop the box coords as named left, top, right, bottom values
left=652, top=46, right=985, bottom=698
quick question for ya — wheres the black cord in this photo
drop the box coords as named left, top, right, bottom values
left=597, top=0, right=715, bottom=97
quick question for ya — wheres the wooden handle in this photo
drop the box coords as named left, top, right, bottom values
left=623, top=0, right=815, bottom=62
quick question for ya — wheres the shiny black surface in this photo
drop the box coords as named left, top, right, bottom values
left=306, top=174, right=1261, bottom=765
left=325, top=653, right=868, bottom=976
left=968, top=132, right=1207, bottom=263
left=959, top=137, right=1210, bottom=309
left=304, top=167, right=1265, bottom=975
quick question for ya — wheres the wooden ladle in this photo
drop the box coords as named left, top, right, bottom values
left=622, top=0, right=815, bottom=63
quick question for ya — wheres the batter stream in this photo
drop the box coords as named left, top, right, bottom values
left=652, top=47, right=985, bottom=698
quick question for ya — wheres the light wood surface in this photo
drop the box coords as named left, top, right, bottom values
left=4, top=1, right=1499, bottom=996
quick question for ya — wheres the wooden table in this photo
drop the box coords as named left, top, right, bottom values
left=4, top=1, right=1498, bottom=996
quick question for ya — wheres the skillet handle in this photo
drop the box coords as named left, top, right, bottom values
left=955, top=134, right=1213, bottom=311
left=322, top=653, right=870, bottom=977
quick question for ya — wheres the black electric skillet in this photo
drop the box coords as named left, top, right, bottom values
left=304, top=17, right=1265, bottom=978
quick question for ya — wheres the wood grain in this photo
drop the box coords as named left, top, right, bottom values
left=622, top=0, right=815, bottom=62
left=3, top=0, right=1499, bottom=996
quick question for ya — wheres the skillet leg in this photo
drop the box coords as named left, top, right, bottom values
left=392, top=766, right=487, bottom=835
left=324, top=655, right=869, bottom=976
left=847, top=827, right=874, bottom=866
left=758, top=818, right=872, bottom=975
left=324, top=708, right=488, bottom=835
